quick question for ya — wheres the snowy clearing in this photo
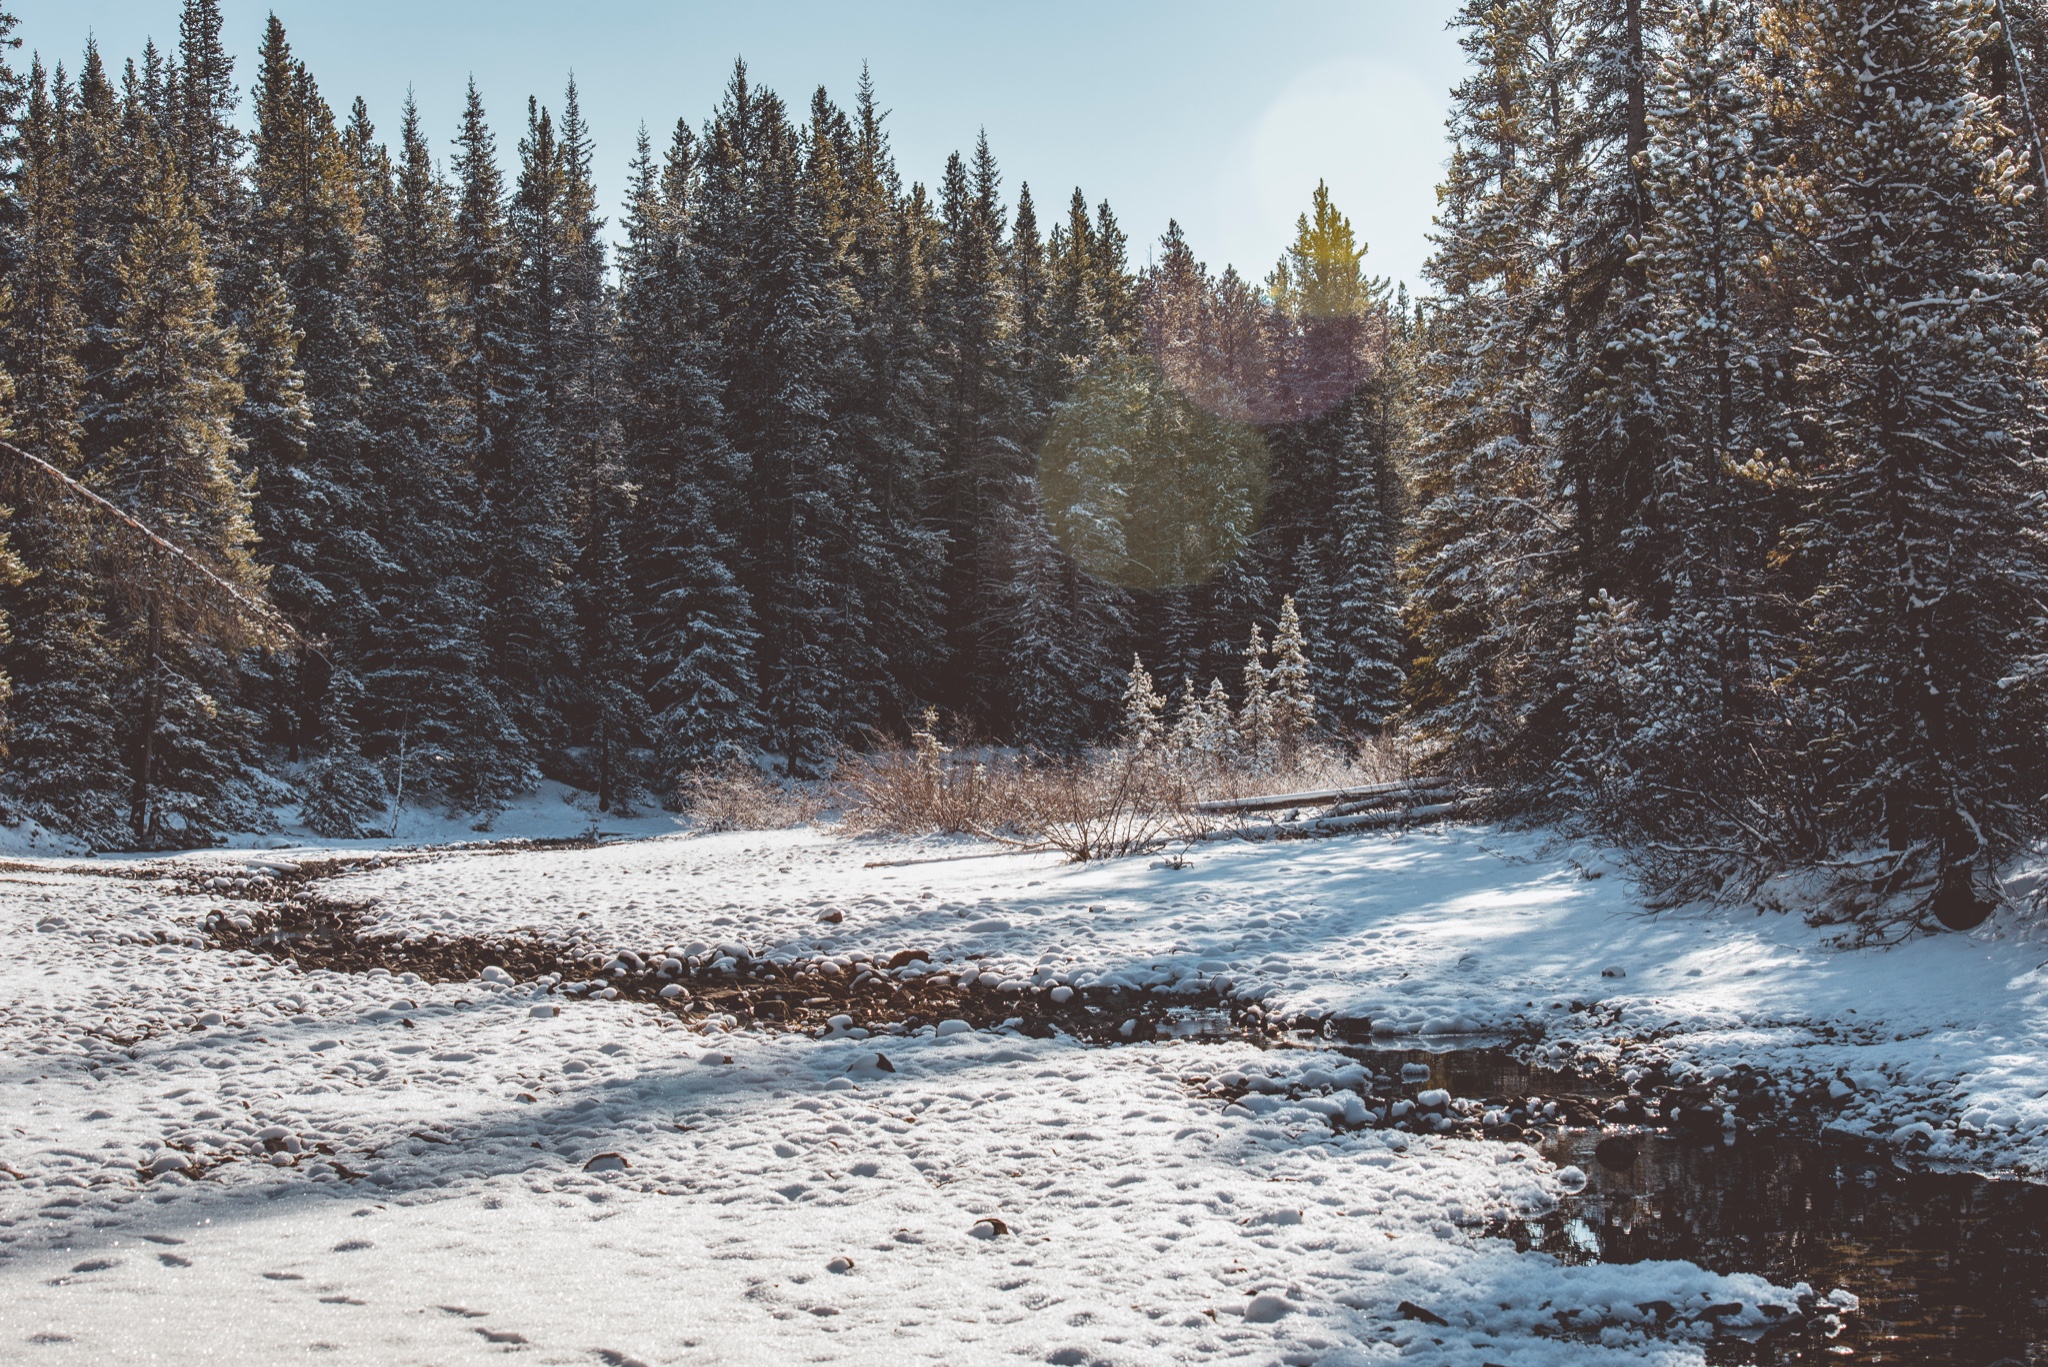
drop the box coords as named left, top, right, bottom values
left=3, top=810, right=2043, bottom=1363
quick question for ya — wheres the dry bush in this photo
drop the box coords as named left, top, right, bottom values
left=837, top=712, right=1032, bottom=837
left=1017, top=749, right=1198, bottom=861
left=675, top=762, right=826, bottom=832
left=839, top=715, right=1437, bottom=862
left=838, top=710, right=1199, bottom=860
left=1167, top=729, right=1424, bottom=806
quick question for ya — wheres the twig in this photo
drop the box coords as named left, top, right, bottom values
left=0, top=437, right=318, bottom=654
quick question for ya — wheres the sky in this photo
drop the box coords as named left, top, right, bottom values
left=14, top=1, right=1465, bottom=293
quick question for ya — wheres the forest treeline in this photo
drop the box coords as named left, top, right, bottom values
left=0, top=1, right=1406, bottom=847
left=2, top=0, right=2047, bottom=930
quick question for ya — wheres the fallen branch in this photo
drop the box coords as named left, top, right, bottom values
left=0, top=437, right=315, bottom=653
left=1191, top=799, right=1479, bottom=845
left=1190, top=776, right=1455, bottom=816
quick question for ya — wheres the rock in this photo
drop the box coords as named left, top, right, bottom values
left=826, top=1013, right=855, bottom=1033
left=887, top=949, right=931, bottom=969
left=1244, top=1293, right=1293, bottom=1323
left=658, top=984, right=685, bottom=999
left=826, top=1256, right=854, bottom=1273
left=1416, top=1088, right=1451, bottom=1110
left=530, top=1003, right=558, bottom=1018
left=1397, top=1300, right=1449, bottom=1326
left=700, top=1052, right=732, bottom=1066
left=969, top=1217, right=1008, bottom=1239
left=1593, top=1136, right=1640, bottom=1171
left=965, top=919, right=1011, bottom=933
left=1601, top=965, right=1626, bottom=979
left=583, top=1152, right=630, bottom=1173
left=1555, top=1165, right=1588, bottom=1190
left=819, top=909, right=844, bottom=924
left=1048, top=986, right=1074, bottom=1005
left=148, top=1151, right=191, bottom=1175
left=1118, top=1019, right=1137, bottom=1038
left=934, top=1019, right=973, bottom=1037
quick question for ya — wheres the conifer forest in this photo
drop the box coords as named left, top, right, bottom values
left=3, top=0, right=2048, bottom=928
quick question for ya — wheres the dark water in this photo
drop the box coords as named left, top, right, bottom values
left=1343, top=1045, right=2048, bottom=1366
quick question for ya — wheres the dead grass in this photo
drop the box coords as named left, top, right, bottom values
left=833, top=712, right=1437, bottom=862
left=675, top=763, right=827, bottom=832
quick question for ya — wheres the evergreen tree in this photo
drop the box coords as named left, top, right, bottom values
left=1236, top=623, right=1274, bottom=769
left=0, top=59, right=127, bottom=841
left=1403, top=0, right=1580, bottom=781
left=700, top=65, right=869, bottom=773
left=247, top=16, right=378, bottom=755
left=1773, top=0, right=2048, bottom=920
left=99, top=131, right=266, bottom=845
left=1269, top=595, right=1316, bottom=756
left=1119, top=654, right=1165, bottom=749
left=617, top=118, right=760, bottom=779
left=356, top=94, right=525, bottom=813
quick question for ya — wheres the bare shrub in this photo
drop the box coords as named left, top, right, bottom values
left=837, top=710, right=1031, bottom=837
left=839, top=714, right=1440, bottom=862
left=1165, top=728, right=1426, bottom=806
left=676, top=762, right=825, bottom=832
left=1018, top=749, right=1197, bottom=862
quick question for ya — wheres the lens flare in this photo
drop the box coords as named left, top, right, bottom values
left=1038, top=353, right=1269, bottom=591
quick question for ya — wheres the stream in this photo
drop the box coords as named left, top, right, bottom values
left=1359, top=1045, right=2048, bottom=1366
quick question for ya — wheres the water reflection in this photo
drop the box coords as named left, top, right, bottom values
left=1339, top=1045, right=2048, bottom=1365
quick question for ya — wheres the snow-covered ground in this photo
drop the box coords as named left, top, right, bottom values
left=3, top=804, right=2042, bottom=1363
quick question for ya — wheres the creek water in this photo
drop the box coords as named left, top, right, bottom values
left=1346, top=1044, right=2048, bottom=1366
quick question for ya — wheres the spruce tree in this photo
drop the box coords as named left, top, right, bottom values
left=247, top=16, right=378, bottom=755
left=357, top=94, right=525, bottom=813
left=617, top=119, right=760, bottom=780
left=1119, top=654, right=1165, bottom=749
left=1773, top=0, right=2048, bottom=920
left=0, top=60, right=127, bottom=842
left=1403, top=0, right=1580, bottom=781
left=700, top=66, right=869, bottom=773
left=448, top=80, right=556, bottom=801
left=1269, top=596, right=1317, bottom=757
left=99, top=131, right=266, bottom=845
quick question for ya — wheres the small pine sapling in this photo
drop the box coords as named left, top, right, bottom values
left=1120, top=654, right=1166, bottom=751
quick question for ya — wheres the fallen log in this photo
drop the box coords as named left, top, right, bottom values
left=1190, top=776, right=1455, bottom=816
left=1193, top=799, right=1479, bottom=844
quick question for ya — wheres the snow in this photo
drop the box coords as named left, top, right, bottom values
left=5, top=811, right=2043, bottom=1361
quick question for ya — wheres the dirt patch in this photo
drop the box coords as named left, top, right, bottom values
left=197, top=874, right=1265, bottom=1046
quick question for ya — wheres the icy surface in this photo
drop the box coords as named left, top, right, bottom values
left=3, top=815, right=2042, bottom=1361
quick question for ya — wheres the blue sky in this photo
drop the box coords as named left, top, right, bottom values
left=15, top=1, right=1464, bottom=292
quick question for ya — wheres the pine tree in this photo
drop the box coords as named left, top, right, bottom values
left=247, top=16, right=378, bottom=755
left=447, top=80, right=558, bottom=803
left=0, top=59, right=127, bottom=842
left=834, top=71, right=947, bottom=727
left=1772, top=0, right=2048, bottom=919
left=931, top=134, right=1027, bottom=725
left=1327, top=401, right=1407, bottom=731
left=1269, top=596, right=1316, bottom=757
left=617, top=118, right=760, bottom=780
left=355, top=93, right=527, bottom=813
left=1402, top=0, right=1580, bottom=781
left=1236, top=623, right=1275, bottom=769
left=1119, top=654, right=1166, bottom=749
left=699, top=66, right=869, bottom=773
left=99, top=130, right=266, bottom=845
